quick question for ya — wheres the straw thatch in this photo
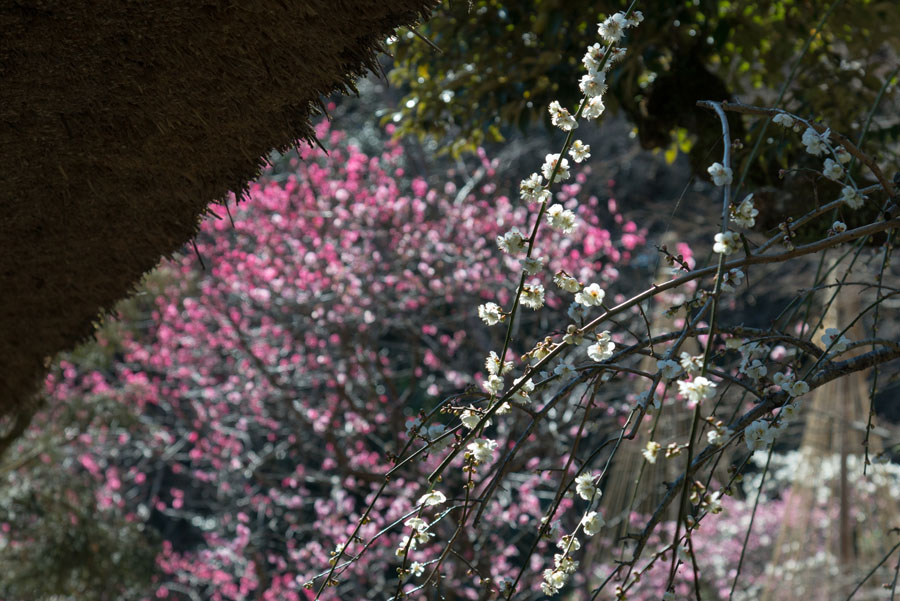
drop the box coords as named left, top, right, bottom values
left=0, top=1, right=437, bottom=422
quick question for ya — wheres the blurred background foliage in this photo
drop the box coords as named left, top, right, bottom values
left=387, top=0, right=900, bottom=183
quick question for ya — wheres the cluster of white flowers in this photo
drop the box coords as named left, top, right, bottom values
left=821, top=327, right=851, bottom=354
left=553, top=271, right=581, bottom=293
left=597, top=10, right=642, bottom=43
left=477, top=302, right=503, bottom=325
left=822, top=157, right=844, bottom=181
left=707, top=161, right=734, bottom=187
left=720, top=267, right=745, bottom=292
left=497, top=227, right=527, bottom=254
left=482, top=374, right=504, bottom=395
left=548, top=100, right=578, bottom=131
left=713, top=231, right=741, bottom=255
left=745, top=418, right=775, bottom=451
left=466, top=437, right=498, bottom=463
left=802, top=126, right=829, bottom=156
left=587, top=331, right=615, bottom=362
left=542, top=153, right=571, bottom=180
left=740, top=358, right=768, bottom=380
left=562, top=324, right=583, bottom=345
left=520, top=282, right=546, bottom=310
left=520, top=256, right=545, bottom=275
left=706, top=424, right=732, bottom=446
left=680, top=351, right=703, bottom=375
left=575, top=471, right=600, bottom=501
left=569, top=139, right=591, bottom=163
left=576, top=512, right=603, bottom=538
left=772, top=112, right=794, bottom=128
left=519, top=172, right=550, bottom=204
left=642, top=440, right=661, bottom=464
left=840, top=185, right=865, bottom=209
left=460, top=12, right=646, bottom=598
left=396, top=515, right=435, bottom=557
left=772, top=371, right=810, bottom=397
left=546, top=203, right=577, bottom=233
left=485, top=351, right=513, bottom=376
left=678, top=376, right=717, bottom=406
left=732, top=193, right=758, bottom=228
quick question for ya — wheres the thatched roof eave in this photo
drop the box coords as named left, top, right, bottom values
left=0, top=0, right=437, bottom=421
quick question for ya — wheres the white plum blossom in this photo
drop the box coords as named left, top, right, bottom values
left=556, top=535, right=581, bottom=552
left=520, top=256, right=545, bottom=275
left=575, top=282, right=605, bottom=306
left=823, top=158, right=844, bottom=181
left=680, top=352, right=702, bottom=375
left=835, top=146, right=852, bottom=164
left=832, top=220, right=847, bottom=234
left=657, top=359, right=682, bottom=380
left=772, top=112, right=794, bottom=128
left=745, top=419, right=775, bottom=451
left=542, top=153, right=571, bottom=180
left=460, top=406, right=489, bottom=430
left=483, top=374, right=504, bottom=395
left=598, top=12, right=628, bottom=43
left=581, top=511, right=605, bottom=536
left=732, top=193, right=758, bottom=228
left=841, top=185, right=865, bottom=209
left=541, top=569, right=568, bottom=596
left=510, top=377, right=535, bottom=404
left=642, top=440, right=661, bottom=464
left=780, top=401, right=802, bottom=422
left=553, top=362, right=576, bottom=379
left=772, top=371, right=793, bottom=388
left=520, top=283, right=545, bottom=310
left=478, top=302, right=504, bottom=325
left=418, top=490, right=447, bottom=507
left=485, top=351, right=513, bottom=376
left=707, top=427, right=731, bottom=446
left=741, top=359, right=767, bottom=380
left=404, top=516, right=429, bottom=532
left=520, top=173, right=549, bottom=203
left=581, top=95, right=605, bottom=119
left=548, top=100, right=578, bottom=131
left=554, top=271, right=581, bottom=293
left=821, top=327, right=851, bottom=353
left=575, top=471, right=600, bottom=501
left=713, top=231, right=741, bottom=255
left=582, top=43, right=604, bottom=71
left=721, top=267, right=745, bottom=293
left=587, top=331, right=616, bottom=362
left=467, top=437, right=498, bottom=463
left=409, top=562, right=425, bottom=578
left=802, top=127, right=829, bottom=156
left=546, top=203, right=577, bottom=234
left=786, top=380, right=810, bottom=398
left=579, top=70, right=607, bottom=98
left=707, top=162, right=733, bottom=186
left=562, top=324, right=584, bottom=346
left=569, top=139, right=591, bottom=163
left=626, top=10, right=644, bottom=27
left=497, top=227, right=527, bottom=254
left=678, top=376, right=717, bottom=405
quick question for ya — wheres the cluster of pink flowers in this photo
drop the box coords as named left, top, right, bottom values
left=26, top=115, right=648, bottom=599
